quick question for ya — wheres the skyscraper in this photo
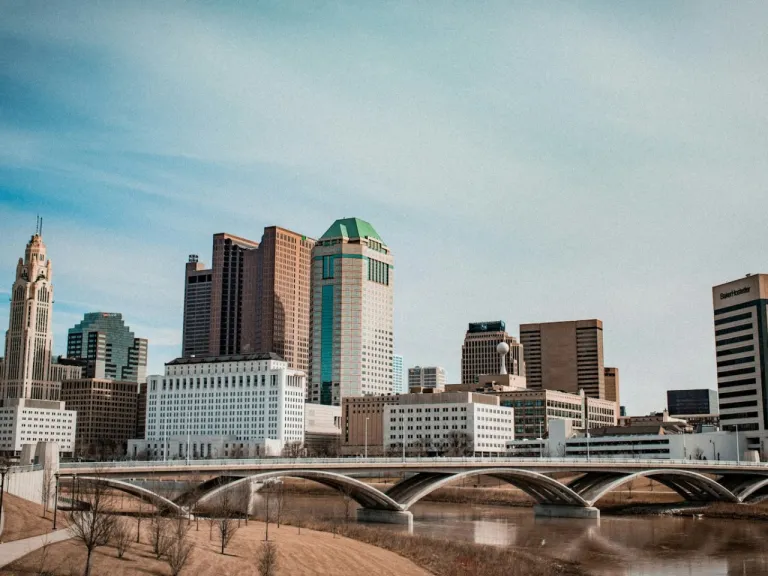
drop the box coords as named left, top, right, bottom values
left=309, top=218, right=394, bottom=405
left=209, top=233, right=260, bottom=356
left=67, top=313, right=148, bottom=383
left=393, top=354, right=405, bottom=394
left=247, top=226, right=315, bottom=372
left=461, top=321, right=524, bottom=384
left=712, top=274, right=768, bottom=432
left=182, top=255, right=212, bottom=357
left=520, top=319, right=605, bottom=398
left=1, top=229, right=55, bottom=400
left=604, top=367, right=620, bottom=407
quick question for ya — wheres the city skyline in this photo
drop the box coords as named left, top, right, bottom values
left=2, top=3, right=768, bottom=415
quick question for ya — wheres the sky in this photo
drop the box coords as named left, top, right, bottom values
left=0, top=1, right=766, bottom=415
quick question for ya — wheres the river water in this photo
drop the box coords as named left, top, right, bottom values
left=277, top=494, right=768, bottom=576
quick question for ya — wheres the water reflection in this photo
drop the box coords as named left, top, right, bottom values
left=282, top=495, right=768, bottom=576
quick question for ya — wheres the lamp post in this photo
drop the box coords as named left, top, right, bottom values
left=709, top=439, right=716, bottom=460
left=0, top=463, right=9, bottom=528
left=365, top=417, right=369, bottom=459
left=735, top=424, right=740, bottom=463
left=53, top=473, right=60, bottom=529
left=586, top=432, right=590, bottom=462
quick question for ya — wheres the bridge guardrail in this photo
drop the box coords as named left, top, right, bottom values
left=58, top=456, right=768, bottom=471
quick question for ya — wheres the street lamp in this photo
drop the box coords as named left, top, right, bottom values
left=735, top=424, right=740, bottom=463
left=0, top=463, right=9, bottom=528
left=365, top=417, right=369, bottom=459
left=709, top=439, right=716, bottom=461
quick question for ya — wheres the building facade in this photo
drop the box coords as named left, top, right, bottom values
left=49, top=357, right=84, bottom=382
left=520, top=319, right=605, bottom=398
left=383, top=392, right=514, bottom=456
left=133, top=353, right=305, bottom=459
left=182, top=255, right=213, bottom=357
left=408, top=366, right=447, bottom=391
left=309, top=218, right=394, bottom=405
left=209, top=233, right=260, bottom=356
left=304, top=404, right=341, bottom=455
left=60, top=378, right=139, bottom=457
left=712, top=274, right=768, bottom=433
left=461, top=321, right=524, bottom=384
left=604, top=367, right=620, bottom=407
left=248, top=226, right=315, bottom=372
left=67, top=313, right=148, bottom=384
left=667, top=389, right=719, bottom=417
left=393, top=354, right=405, bottom=394
left=1, top=231, right=56, bottom=400
left=0, top=398, right=76, bottom=456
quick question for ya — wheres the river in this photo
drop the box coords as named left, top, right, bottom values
left=276, top=494, right=768, bottom=576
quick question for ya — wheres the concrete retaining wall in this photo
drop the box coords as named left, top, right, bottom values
left=6, top=469, right=45, bottom=506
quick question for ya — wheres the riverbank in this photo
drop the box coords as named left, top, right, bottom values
left=287, top=518, right=586, bottom=576
left=601, top=500, right=768, bottom=521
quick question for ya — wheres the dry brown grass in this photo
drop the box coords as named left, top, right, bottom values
left=1, top=516, right=434, bottom=576
left=0, top=493, right=60, bottom=543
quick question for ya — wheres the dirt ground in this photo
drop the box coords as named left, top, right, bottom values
left=0, top=494, right=59, bottom=544
left=2, top=518, right=433, bottom=576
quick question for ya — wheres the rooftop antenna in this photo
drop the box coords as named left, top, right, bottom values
left=40, top=217, right=43, bottom=236
left=35, top=215, right=39, bottom=235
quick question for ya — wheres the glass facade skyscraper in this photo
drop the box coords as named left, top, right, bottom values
left=67, top=312, right=147, bottom=383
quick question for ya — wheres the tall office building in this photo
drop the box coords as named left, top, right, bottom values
left=461, top=321, right=524, bottom=384
left=408, top=366, right=447, bottom=391
left=182, top=255, right=212, bottom=357
left=309, top=218, right=394, bottom=405
left=604, top=367, right=620, bottom=407
left=712, top=274, right=768, bottom=432
left=67, top=313, right=148, bottom=383
left=1, top=229, right=56, bottom=400
left=209, top=233, right=260, bottom=356
left=247, top=226, right=315, bottom=372
left=0, top=226, right=77, bottom=456
left=393, top=354, right=405, bottom=394
left=520, top=319, right=605, bottom=398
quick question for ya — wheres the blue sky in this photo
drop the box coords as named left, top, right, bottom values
left=1, top=1, right=766, bottom=414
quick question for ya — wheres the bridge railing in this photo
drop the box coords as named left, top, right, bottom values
left=58, top=456, right=768, bottom=471
left=9, top=464, right=43, bottom=473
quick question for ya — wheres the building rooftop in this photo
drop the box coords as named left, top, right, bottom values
left=166, top=352, right=285, bottom=365
left=467, top=321, right=506, bottom=333
left=320, top=218, right=383, bottom=243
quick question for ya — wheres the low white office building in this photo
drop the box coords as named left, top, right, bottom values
left=384, top=392, right=514, bottom=456
left=507, top=418, right=748, bottom=461
left=0, top=398, right=76, bottom=457
left=128, top=353, right=305, bottom=459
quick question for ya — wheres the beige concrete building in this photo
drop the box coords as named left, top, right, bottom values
left=310, top=218, right=394, bottom=405
left=408, top=366, right=447, bottom=391
left=461, top=321, right=524, bottom=384
left=61, top=378, right=139, bottom=458
left=712, top=274, right=768, bottom=435
left=342, top=391, right=515, bottom=456
left=604, top=367, right=620, bottom=407
left=1, top=230, right=56, bottom=400
left=520, top=319, right=605, bottom=399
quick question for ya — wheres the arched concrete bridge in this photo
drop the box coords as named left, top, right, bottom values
left=57, top=458, right=768, bottom=523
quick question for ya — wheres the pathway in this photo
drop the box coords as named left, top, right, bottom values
left=0, top=528, right=72, bottom=568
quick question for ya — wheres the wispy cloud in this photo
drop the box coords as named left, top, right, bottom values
left=1, top=2, right=766, bottom=412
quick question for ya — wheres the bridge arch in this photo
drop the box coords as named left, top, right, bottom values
left=578, top=469, right=740, bottom=506
left=388, top=468, right=590, bottom=509
left=74, top=476, right=186, bottom=515
left=195, top=471, right=403, bottom=511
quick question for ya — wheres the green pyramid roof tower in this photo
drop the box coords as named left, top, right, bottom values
left=320, top=217, right=384, bottom=244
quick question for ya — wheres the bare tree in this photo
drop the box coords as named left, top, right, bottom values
left=35, top=534, right=52, bottom=576
left=257, top=541, right=279, bottom=576
left=555, top=443, right=567, bottom=458
left=693, top=447, right=704, bottom=460
left=184, top=473, right=205, bottom=530
left=67, top=478, right=116, bottom=576
left=149, top=516, right=173, bottom=559
left=281, top=441, right=303, bottom=458
left=443, top=431, right=474, bottom=457
left=42, top=467, right=56, bottom=517
left=234, top=480, right=252, bottom=526
left=166, top=517, right=193, bottom=576
left=339, top=483, right=354, bottom=526
left=112, top=518, right=132, bottom=559
left=261, top=479, right=277, bottom=541
left=274, top=481, right=286, bottom=528
left=214, top=484, right=239, bottom=554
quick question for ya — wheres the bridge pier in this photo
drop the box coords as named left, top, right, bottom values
left=356, top=508, right=414, bottom=528
left=533, top=505, right=600, bottom=519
